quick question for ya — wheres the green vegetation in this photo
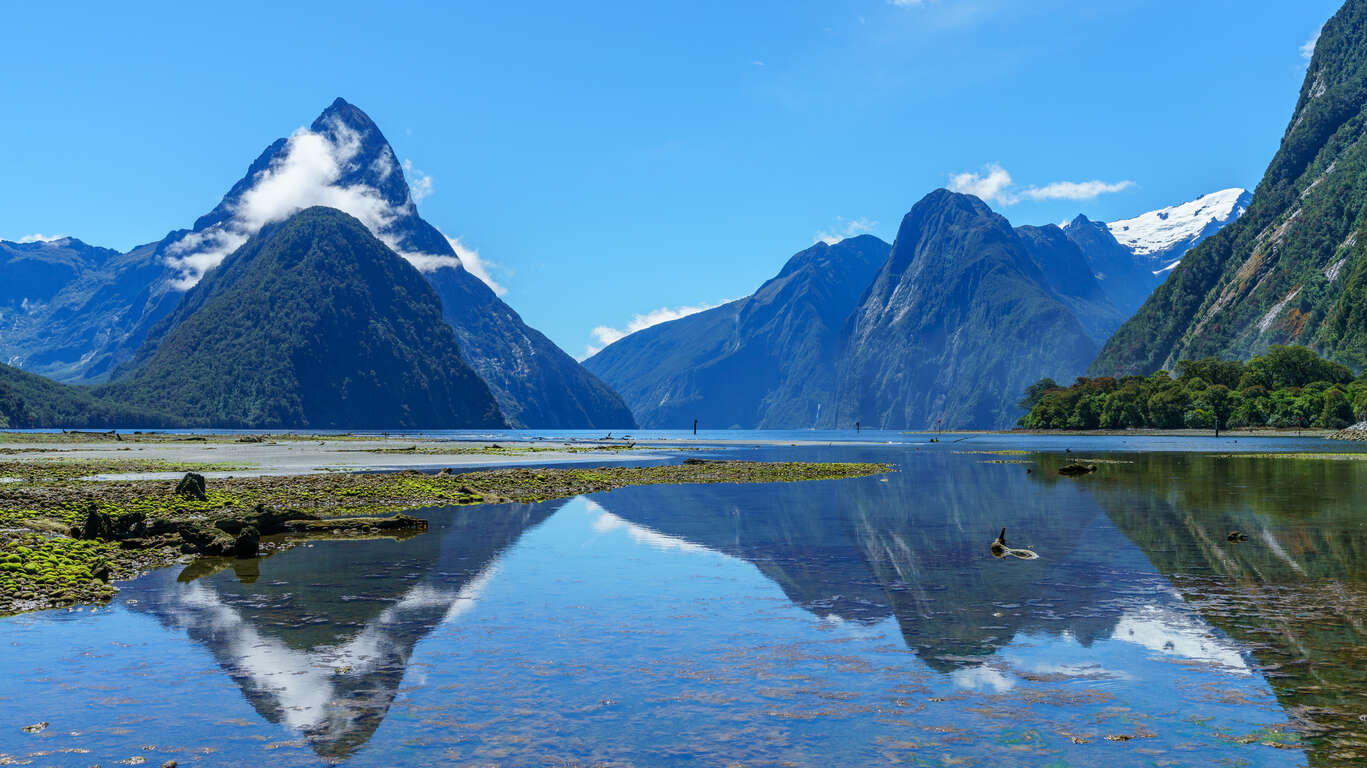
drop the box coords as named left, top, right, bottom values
left=0, top=363, right=176, bottom=428
left=99, top=207, right=506, bottom=429
left=0, top=459, right=890, bottom=614
left=1021, top=345, right=1364, bottom=430
left=1092, top=0, right=1367, bottom=376
left=0, top=532, right=120, bottom=612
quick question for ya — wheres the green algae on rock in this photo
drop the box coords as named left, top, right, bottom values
left=0, top=460, right=891, bottom=615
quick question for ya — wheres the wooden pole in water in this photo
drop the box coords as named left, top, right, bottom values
left=693, top=418, right=698, bottom=435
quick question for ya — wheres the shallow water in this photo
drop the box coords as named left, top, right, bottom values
left=3, top=438, right=1366, bottom=766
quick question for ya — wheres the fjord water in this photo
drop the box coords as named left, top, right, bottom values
left=3, top=439, right=1366, bottom=766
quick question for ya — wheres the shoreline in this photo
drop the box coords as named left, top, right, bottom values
left=0, top=458, right=891, bottom=616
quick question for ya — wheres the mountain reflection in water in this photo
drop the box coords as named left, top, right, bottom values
left=0, top=443, right=1324, bottom=767
left=121, top=499, right=565, bottom=760
left=1030, top=450, right=1367, bottom=766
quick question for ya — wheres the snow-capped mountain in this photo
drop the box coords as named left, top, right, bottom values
left=1106, top=188, right=1252, bottom=273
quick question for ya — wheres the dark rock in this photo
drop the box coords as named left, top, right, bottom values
left=232, top=526, right=260, bottom=558
left=112, top=510, right=146, bottom=539
left=78, top=506, right=114, bottom=540
left=177, top=521, right=235, bottom=555
left=1057, top=463, right=1098, bottom=477
left=1227, top=531, right=1248, bottom=542
left=175, top=472, right=207, bottom=501
left=250, top=504, right=308, bottom=534
left=92, top=563, right=111, bottom=582
left=279, top=513, right=427, bottom=533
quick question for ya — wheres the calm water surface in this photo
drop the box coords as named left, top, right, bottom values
left=3, top=437, right=1366, bottom=766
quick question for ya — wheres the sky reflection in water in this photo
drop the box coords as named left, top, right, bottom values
left=3, top=440, right=1351, bottom=766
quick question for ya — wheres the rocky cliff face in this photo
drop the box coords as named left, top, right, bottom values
left=1093, top=0, right=1367, bottom=375
left=830, top=190, right=1098, bottom=429
left=584, top=235, right=890, bottom=429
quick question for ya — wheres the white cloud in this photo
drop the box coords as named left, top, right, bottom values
left=1021, top=179, right=1135, bottom=201
left=16, top=233, right=66, bottom=243
left=816, top=217, right=877, bottom=245
left=1301, top=28, right=1321, bottom=62
left=948, top=164, right=1015, bottom=204
left=948, top=163, right=1134, bottom=205
left=583, top=300, right=730, bottom=358
left=442, top=234, right=507, bottom=296
left=888, top=0, right=931, bottom=6
left=403, top=159, right=434, bottom=202
left=159, top=116, right=496, bottom=293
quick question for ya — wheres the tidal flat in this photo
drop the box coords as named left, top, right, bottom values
left=3, top=432, right=1367, bottom=767
left=0, top=448, right=889, bottom=615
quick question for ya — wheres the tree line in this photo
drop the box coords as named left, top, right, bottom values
left=1019, top=345, right=1364, bottom=431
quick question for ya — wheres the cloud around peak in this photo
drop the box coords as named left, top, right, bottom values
left=159, top=110, right=508, bottom=297
left=947, top=163, right=1134, bottom=206
left=816, top=217, right=877, bottom=245
left=16, top=233, right=67, bottom=244
left=583, top=300, right=731, bottom=359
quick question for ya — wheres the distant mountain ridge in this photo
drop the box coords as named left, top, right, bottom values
left=584, top=235, right=890, bottom=428
left=1060, top=189, right=1251, bottom=317
left=0, top=98, right=634, bottom=429
left=1106, top=188, right=1251, bottom=271
left=1092, top=0, right=1367, bottom=376
left=590, top=191, right=1120, bottom=430
left=829, top=190, right=1100, bottom=429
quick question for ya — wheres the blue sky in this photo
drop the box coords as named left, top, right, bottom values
left=0, top=0, right=1342, bottom=358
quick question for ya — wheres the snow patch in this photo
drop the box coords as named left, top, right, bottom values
left=1107, top=188, right=1249, bottom=257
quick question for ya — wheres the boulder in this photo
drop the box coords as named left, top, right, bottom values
left=176, top=521, right=235, bottom=556
left=112, top=511, right=147, bottom=539
left=175, top=472, right=208, bottom=501
left=232, top=526, right=260, bottom=558
left=77, top=506, right=114, bottom=540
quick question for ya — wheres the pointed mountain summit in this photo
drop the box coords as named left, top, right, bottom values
left=2, top=98, right=633, bottom=428
left=1093, top=0, right=1367, bottom=375
left=830, top=190, right=1098, bottom=429
left=155, top=97, right=633, bottom=428
left=584, top=234, right=891, bottom=428
left=104, top=207, right=506, bottom=428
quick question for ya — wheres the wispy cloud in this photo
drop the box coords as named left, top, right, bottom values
left=1301, top=28, right=1321, bottom=62
left=442, top=234, right=507, bottom=296
left=816, top=217, right=877, bottom=245
left=403, top=159, right=434, bottom=202
left=948, top=163, right=1134, bottom=205
left=159, top=115, right=503, bottom=294
left=583, top=300, right=731, bottom=359
left=16, top=233, right=67, bottom=243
